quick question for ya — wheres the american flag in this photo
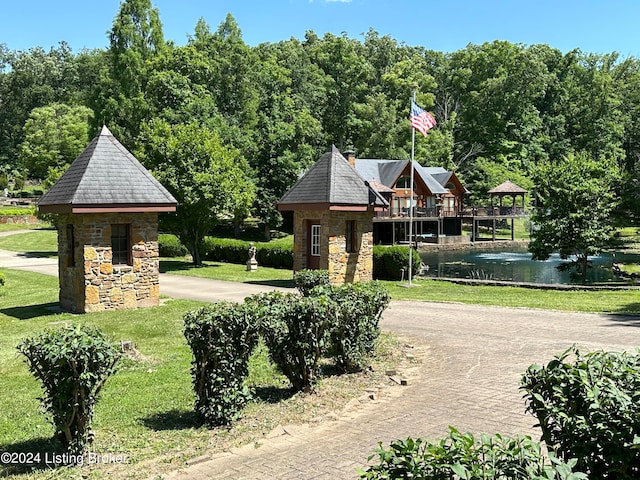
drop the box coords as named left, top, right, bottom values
left=410, top=100, right=436, bottom=136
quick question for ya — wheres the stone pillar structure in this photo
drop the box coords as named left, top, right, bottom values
left=292, top=209, right=373, bottom=284
left=57, top=212, right=160, bottom=313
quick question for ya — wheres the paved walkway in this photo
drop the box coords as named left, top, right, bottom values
left=3, top=232, right=640, bottom=479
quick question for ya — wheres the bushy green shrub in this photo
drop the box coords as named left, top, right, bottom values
left=0, top=270, right=5, bottom=286
left=252, top=292, right=334, bottom=392
left=158, top=233, right=188, bottom=257
left=17, top=325, right=120, bottom=455
left=373, top=245, right=422, bottom=280
left=522, top=346, right=640, bottom=478
left=183, top=302, right=260, bottom=427
left=204, top=237, right=293, bottom=269
left=360, top=427, right=586, bottom=479
left=312, top=281, right=390, bottom=372
left=294, top=269, right=330, bottom=296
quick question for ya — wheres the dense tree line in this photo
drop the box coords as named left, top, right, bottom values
left=2, top=0, right=640, bottom=234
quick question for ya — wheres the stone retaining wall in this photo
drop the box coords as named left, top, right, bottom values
left=0, top=215, right=39, bottom=224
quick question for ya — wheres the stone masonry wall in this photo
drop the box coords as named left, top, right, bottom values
left=57, top=212, right=160, bottom=313
left=326, top=210, right=373, bottom=284
left=292, top=209, right=373, bottom=284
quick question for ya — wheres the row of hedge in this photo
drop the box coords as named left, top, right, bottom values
left=185, top=274, right=390, bottom=426
left=203, top=237, right=293, bottom=270
left=159, top=234, right=422, bottom=280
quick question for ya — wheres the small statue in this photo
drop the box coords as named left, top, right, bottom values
left=246, top=242, right=258, bottom=272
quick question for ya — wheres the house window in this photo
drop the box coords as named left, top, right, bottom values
left=111, top=224, right=130, bottom=265
left=67, top=224, right=75, bottom=267
left=395, top=176, right=413, bottom=189
left=310, top=224, right=320, bottom=256
left=345, top=220, right=357, bottom=253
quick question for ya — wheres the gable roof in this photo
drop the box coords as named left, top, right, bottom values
left=354, top=159, right=450, bottom=195
left=38, top=126, right=177, bottom=214
left=278, top=146, right=388, bottom=210
left=488, top=180, right=528, bottom=195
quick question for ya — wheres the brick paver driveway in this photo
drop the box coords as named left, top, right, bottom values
left=161, top=300, right=640, bottom=480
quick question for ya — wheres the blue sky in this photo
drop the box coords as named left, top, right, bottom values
left=2, top=0, right=640, bottom=57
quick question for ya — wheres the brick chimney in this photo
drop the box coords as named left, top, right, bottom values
left=344, top=149, right=356, bottom=167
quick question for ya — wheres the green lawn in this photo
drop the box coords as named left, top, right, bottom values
left=0, top=229, right=57, bottom=255
left=3, top=229, right=640, bottom=314
left=383, top=279, right=640, bottom=313
left=0, top=269, right=402, bottom=479
left=160, top=258, right=294, bottom=287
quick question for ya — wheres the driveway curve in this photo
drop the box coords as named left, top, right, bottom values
left=3, top=231, right=640, bottom=479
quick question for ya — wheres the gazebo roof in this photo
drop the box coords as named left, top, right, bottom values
left=488, top=180, right=528, bottom=195
left=38, top=126, right=177, bottom=214
left=278, top=146, right=388, bottom=211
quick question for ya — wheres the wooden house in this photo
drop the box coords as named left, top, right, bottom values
left=346, top=152, right=468, bottom=245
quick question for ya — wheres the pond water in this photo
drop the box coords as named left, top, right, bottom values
left=419, top=246, right=640, bottom=285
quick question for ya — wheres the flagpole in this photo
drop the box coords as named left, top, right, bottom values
left=408, top=86, right=417, bottom=286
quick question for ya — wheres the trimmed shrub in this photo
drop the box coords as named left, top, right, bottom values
left=313, top=281, right=390, bottom=372
left=252, top=292, right=334, bottom=392
left=204, top=237, right=293, bottom=269
left=17, top=325, right=120, bottom=455
left=158, top=233, right=188, bottom=257
left=521, top=346, right=640, bottom=478
left=294, top=269, right=330, bottom=296
left=373, top=245, right=422, bottom=280
left=183, top=302, right=260, bottom=427
left=360, top=427, right=586, bottom=479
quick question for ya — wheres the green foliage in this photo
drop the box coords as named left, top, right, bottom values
left=158, top=233, right=188, bottom=257
left=0, top=270, right=5, bottom=286
left=529, top=152, right=619, bottom=284
left=360, top=427, right=586, bottom=479
left=373, top=245, right=422, bottom=280
left=312, top=281, right=390, bottom=373
left=250, top=292, right=333, bottom=392
left=183, top=302, right=260, bottom=427
left=293, top=269, right=330, bottom=296
left=138, top=120, right=255, bottom=266
left=521, top=346, right=640, bottom=478
left=16, top=324, right=120, bottom=455
left=203, top=237, right=293, bottom=269
left=18, top=103, right=93, bottom=179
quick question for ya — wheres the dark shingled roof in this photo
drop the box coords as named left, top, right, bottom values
left=488, top=180, right=528, bottom=195
left=278, top=146, right=388, bottom=208
left=38, top=126, right=177, bottom=213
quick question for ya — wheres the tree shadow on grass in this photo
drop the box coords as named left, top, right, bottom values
left=0, top=302, right=61, bottom=320
left=252, top=385, right=297, bottom=404
left=160, top=260, right=220, bottom=274
left=140, top=409, right=203, bottom=431
left=0, top=436, right=67, bottom=475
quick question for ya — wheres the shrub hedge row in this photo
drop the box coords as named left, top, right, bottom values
left=203, top=237, right=294, bottom=270
left=160, top=234, right=424, bottom=281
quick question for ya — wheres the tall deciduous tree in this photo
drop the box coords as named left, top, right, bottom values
left=529, top=152, right=619, bottom=284
left=98, top=0, right=165, bottom=148
left=18, top=103, right=93, bottom=179
left=138, top=120, right=255, bottom=265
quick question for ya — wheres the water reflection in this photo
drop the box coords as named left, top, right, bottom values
left=419, top=247, right=640, bottom=285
